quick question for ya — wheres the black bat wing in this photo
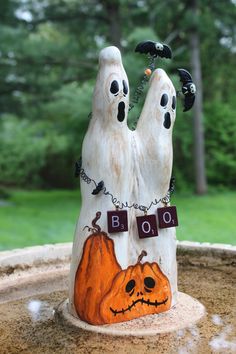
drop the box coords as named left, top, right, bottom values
left=92, top=180, right=104, bottom=195
left=74, top=158, right=82, bottom=177
left=183, top=94, right=195, bottom=112
left=168, top=177, right=176, bottom=194
left=159, top=44, right=172, bottom=59
left=178, top=68, right=193, bottom=84
left=135, top=40, right=156, bottom=56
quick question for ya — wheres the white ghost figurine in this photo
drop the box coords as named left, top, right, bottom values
left=69, top=46, right=178, bottom=325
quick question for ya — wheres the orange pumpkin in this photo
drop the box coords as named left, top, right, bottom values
left=100, top=252, right=171, bottom=324
left=74, top=213, right=121, bottom=325
left=74, top=212, right=171, bottom=325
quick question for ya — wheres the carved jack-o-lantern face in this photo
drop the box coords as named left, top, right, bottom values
left=100, top=261, right=171, bottom=323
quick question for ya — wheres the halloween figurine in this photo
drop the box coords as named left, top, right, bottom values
left=69, top=45, right=178, bottom=325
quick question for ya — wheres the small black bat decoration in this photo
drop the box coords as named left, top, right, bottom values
left=135, top=40, right=172, bottom=59
left=168, top=177, right=175, bottom=195
left=92, top=181, right=104, bottom=195
left=75, top=158, right=82, bottom=178
left=177, top=69, right=196, bottom=112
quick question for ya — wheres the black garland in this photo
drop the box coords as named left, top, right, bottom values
left=129, top=56, right=156, bottom=130
left=129, top=56, right=156, bottom=112
left=75, top=158, right=175, bottom=212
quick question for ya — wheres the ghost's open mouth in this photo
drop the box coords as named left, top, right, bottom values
left=164, top=112, right=171, bottom=129
left=110, top=297, right=168, bottom=316
left=117, top=101, right=125, bottom=122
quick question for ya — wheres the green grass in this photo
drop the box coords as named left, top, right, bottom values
left=0, top=190, right=236, bottom=251
left=0, top=190, right=81, bottom=251
left=173, top=191, right=236, bottom=245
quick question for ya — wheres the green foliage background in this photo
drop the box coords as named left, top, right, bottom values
left=0, top=0, right=236, bottom=190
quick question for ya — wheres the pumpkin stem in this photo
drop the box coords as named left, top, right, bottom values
left=137, top=250, right=147, bottom=263
left=83, top=211, right=102, bottom=234
left=83, top=226, right=96, bottom=233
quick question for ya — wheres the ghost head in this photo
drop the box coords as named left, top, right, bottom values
left=138, top=68, right=176, bottom=133
left=92, top=46, right=129, bottom=127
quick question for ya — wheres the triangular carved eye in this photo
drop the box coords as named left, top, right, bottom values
left=160, top=93, right=168, bottom=107
left=110, top=80, right=119, bottom=94
left=122, top=80, right=128, bottom=95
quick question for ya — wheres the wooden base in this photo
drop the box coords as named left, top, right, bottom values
left=56, top=292, right=205, bottom=337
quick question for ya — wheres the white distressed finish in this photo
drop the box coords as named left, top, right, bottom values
left=69, top=46, right=177, bottom=316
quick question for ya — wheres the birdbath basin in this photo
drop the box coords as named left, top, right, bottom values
left=0, top=241, right=236, bottom=353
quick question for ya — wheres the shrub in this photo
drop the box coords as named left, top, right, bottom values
left=205, top=101, right=236, bottom=187
left=0, top=115, right=76, bottom=188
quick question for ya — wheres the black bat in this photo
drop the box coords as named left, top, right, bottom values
left=135, top=40, right=172, bottom=59
left=168, top=177, right=175, bottom=195
left=74, top=158, right=82, bottom=178
left=92, top=180, right=104, bottom=195
left=177, top=69, right=196, bottom=112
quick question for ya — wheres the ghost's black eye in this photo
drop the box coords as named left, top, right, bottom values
left=172, top=96, right=176, bottom=110
left=144, top=277, right=155, bottom=288
left=125, top=279, right=135, bottom=293
left=122, top=80, right=128, bottom=95
left=110, top=80, right=119, bottom=94
left=160, top=93, right=168, bottom=107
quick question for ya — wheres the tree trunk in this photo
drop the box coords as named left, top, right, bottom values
left=101, top=0, right=122, bottom=48
left=189, top=0, right=207, bottom=195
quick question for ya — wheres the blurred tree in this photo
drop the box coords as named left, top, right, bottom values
left=189, top=0, right=207, bottom=194
left=0, top=0, right=236, bottom=190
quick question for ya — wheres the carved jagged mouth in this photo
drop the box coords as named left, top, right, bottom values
left=110, top=297, right=168, bottom=316
left=117, top=101, right=125, bottom=122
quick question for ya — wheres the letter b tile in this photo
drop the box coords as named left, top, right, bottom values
left=107, top=210, right=128, bottom=233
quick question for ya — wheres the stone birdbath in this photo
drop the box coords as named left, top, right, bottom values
left=61, top=45, right=204, bottom=333
left=0, top=44, right=236, bottom=353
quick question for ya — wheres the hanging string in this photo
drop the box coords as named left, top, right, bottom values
left=129, top=56, right=156, bottom=112
left=75, top=158, right=175, bottom=212
left=129, top=56, right=156, bottom=130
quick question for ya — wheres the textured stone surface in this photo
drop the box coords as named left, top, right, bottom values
left=0, top=245, right=236, bottom=353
